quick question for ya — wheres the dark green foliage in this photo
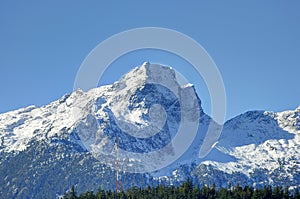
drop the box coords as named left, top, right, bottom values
left=62, top=181, right=300, bottom=199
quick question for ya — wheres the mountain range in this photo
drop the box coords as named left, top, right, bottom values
left=0, top=62, right=299, bottom=198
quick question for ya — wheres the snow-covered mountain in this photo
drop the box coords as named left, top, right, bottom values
left=196, top=107, right=300, bottom=188
left=0, top=62, right=299, bottom=198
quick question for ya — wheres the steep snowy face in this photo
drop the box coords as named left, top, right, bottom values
left=102, top=62, right=183, bottom=128
left=201, top=108, right=300, bottom=185
left=74, top=62, right=203, bottom=172
left=219, top=108, right=300, bottom=147
left=219, top=111, right=294, bottom=147
left=0, top=62, right=203, bottom=173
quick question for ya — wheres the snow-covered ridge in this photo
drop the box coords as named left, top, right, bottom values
left=0, top=62, right=199, bottom=154
left=276, top=107, right=300, bottom=133
left=201, top=107, right=300, bottom=183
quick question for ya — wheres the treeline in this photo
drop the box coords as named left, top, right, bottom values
left=63, top=180, right=300, bottom=199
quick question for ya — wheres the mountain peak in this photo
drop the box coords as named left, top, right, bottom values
left=106, top=62, right=203, bottom=127
left=119, top=62, right=178, bottom=89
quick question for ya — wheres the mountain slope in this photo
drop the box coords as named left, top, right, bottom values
left=0, top=62, right=299, bottom=198
left=195, top=107, right=300, bottom=187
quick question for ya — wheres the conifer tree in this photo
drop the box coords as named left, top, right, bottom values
left=69, top=185, right=78, bottom=199
left=283, top=187, right=290, bottom=199
left=294, top=187, right=300, bottom=199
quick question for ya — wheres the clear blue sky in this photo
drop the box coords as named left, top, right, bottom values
left=0, top=1, right=299, bottom=120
